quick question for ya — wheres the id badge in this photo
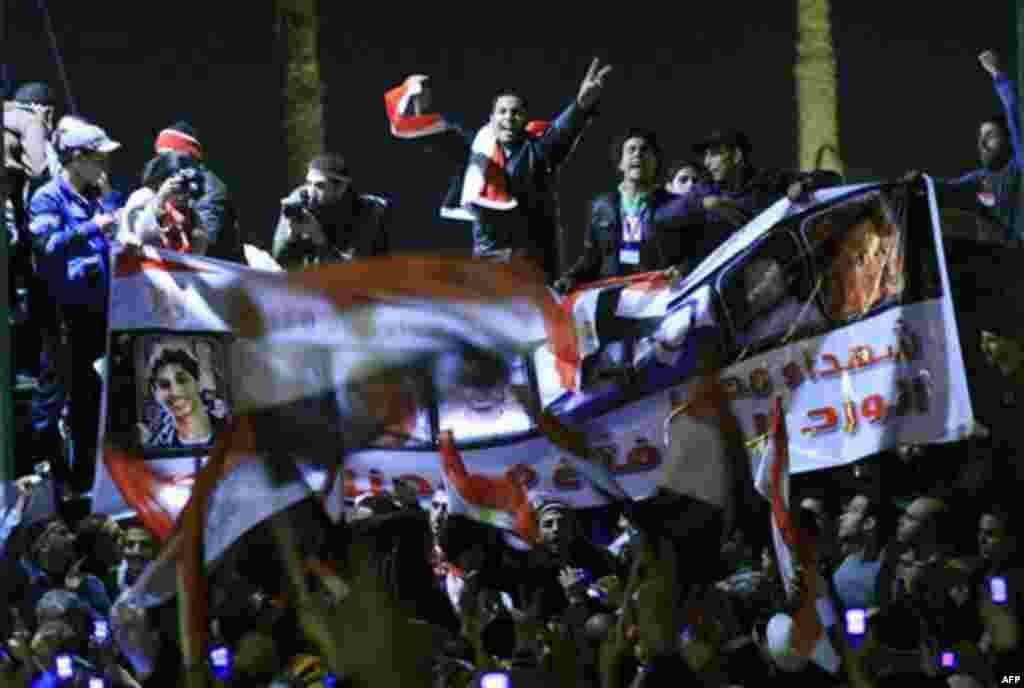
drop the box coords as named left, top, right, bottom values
left=620, top=248, right=640, bottom=265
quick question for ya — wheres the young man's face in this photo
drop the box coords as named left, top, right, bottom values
left=978, top=514, right=1013, bottom=562
left=703, top=145, right=741, bottom=183
left=69, top=150, right=110, bottom=185
left=429, top=492, right=449, bottom=538
left=305, top=167, right=350, bottom=206
left=491, top=94, right=528, bottom=145
left=978, top=121, right=1011, bottom=171
left=618, top=136, right=659, bottom=187
left=667, top=165, right=701, bottom=196
left=837, top=495, right=872, bottom=542
left=539, top=508, right=573, bottom=550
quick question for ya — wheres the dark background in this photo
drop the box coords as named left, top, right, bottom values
left=4, top=2, right=1016, bottom=269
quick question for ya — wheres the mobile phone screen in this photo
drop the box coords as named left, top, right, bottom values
left=991, top=576, right=1008, bottom=604
left=845, top=608, right=866, bottom=635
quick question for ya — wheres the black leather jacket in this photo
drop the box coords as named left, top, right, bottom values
left=559, top=188, right=688, bottom=288
left=272, top=187, right=391, bottom=269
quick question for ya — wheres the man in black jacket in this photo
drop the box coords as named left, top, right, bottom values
left=385, top=58, right=612, bottom=280
left=554, top=128, right=683, bottom=293
left=272, top=153, right=391, bottom=268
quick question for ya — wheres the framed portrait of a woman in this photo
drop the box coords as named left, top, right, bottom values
left=134, top=334, right=231, bottom=455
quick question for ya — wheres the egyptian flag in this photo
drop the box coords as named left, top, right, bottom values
left=385, top=76, right=474, bottom=222
left=384, top=76, right=454, bottom=139
left=754, top=397, right=840, bottom=674
left=439, top=431, right=538, bottom=546
left=539, top=270, right=692, bottom=395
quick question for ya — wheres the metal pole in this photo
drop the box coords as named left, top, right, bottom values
left=1, top=0, right=15, bottom=482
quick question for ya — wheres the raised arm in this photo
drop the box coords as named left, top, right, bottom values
left=538, top=57, right=612, bottom=168
left=385, top=74, right=472, bottom=163
left=980, top=50, right=1024, bottom=170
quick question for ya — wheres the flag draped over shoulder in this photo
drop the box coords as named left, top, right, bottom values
left=460, top=121, right=551, bottom=211
left=754, top=397, right=839, bottom=674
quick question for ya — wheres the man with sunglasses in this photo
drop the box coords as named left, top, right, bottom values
left=272, top=153, right=391, bottom=268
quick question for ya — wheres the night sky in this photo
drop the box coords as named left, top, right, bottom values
left=4, top=2, right=1016, bottom=269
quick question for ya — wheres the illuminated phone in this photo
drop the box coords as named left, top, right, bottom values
left=208, top=645, right=232, bottom=681
left=940, top=651, right=957, bottom=669
left=991, top=576, right=1008, bottom=604
left=845, top=608, right=866, bottom=636
left=93, top=619, right=109, bottom=642
left=479, top=672, right=511, bottom=688
left=56, top=654, right=73, bottom=680
left=89, top=677, right=107, bottom=688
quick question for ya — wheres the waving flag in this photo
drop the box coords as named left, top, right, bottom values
left=439, top=430, right=538, bottom=544
left=384, top=76, right=453, bottom=139
left=754, top=397, right=839, bottom=674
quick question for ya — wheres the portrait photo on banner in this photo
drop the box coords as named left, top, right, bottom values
left=127, top=333, right=231, bottom=456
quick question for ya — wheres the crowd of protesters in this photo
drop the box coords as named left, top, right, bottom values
left=1, top=48, right=1022, bottom=687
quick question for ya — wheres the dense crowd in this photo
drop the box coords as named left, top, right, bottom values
left=2, top=49, right=1023, bottom=686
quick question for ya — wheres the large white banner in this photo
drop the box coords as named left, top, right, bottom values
left=93, top=180, right=975, bottom=522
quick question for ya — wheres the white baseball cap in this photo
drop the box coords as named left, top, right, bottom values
left=60, top=120, right=121, bottom=154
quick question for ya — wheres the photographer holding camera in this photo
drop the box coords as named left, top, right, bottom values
left=272, top=153, right=391, bottom=269
left=120, top=152, right=210, bottom=255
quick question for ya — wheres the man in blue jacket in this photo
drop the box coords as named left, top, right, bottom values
left=28, top=118, right=123, bottom=494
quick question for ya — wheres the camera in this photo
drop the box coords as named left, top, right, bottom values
left=281, top=188, right=318, bottom=221
left=177, top=167, right=205, bottom=199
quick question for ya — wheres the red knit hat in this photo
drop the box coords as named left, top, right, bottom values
left=155, top=121, right=202, bottom=160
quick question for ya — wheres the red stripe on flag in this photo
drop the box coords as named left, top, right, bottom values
left=770, top=398, right=824, bottom=658
left=103, top=444, right=186, bottom=541
left=114, top=253, right=216, bottom=278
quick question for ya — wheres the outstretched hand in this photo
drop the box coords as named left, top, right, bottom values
left=405, top=74, right=432, bottom=116
left=576, top=57, right=613, bottom=111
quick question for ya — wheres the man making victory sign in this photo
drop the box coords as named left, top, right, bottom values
left=386, top=57, right=612, bottom=280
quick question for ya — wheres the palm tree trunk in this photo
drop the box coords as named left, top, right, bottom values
left=276, top=0, right=323, bottom=188
left=795, top=0, right=844, bottom=176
